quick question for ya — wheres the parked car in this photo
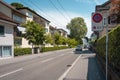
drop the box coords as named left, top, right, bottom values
left=75, top=45, right=82, bottom=51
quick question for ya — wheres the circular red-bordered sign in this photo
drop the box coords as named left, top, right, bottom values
left=92, top=13, right=103, bottom=23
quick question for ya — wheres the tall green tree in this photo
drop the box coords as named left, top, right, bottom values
left=23, top=21, right=45, bottom=53
left=11, top=2, right=24, bottom=8
left=53, top=32, right=62, bottom=45
left=45, top=33, right=53, bottom=44
left=67, top=17, right=87, bottom=44
left=61, top=36, right=68, bottom=45
left=68, top=38, right=78, bottom=47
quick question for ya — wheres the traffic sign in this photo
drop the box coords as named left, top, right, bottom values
left=92, top=13, right=103, bottom=23
left=92, top=12, right=103, bottom=31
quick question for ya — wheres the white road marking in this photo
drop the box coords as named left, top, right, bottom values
left=41, top=53, right=69, bottom=63
left=41, top=58, right=54, bottom=63
left=0, top=68, right=23, bottom=78
left=58, top=55, right=82, bottom=80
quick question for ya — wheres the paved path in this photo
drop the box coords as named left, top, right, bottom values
left=63, top=49, right=105, bottom=80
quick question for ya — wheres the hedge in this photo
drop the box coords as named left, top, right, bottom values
left=14, top=48, right=31, bottom=56
left=96, top=25, right=120, bottom=73
left=14, top=46, right=68, bottom=56
left=41, top=46, right=68, bottom=52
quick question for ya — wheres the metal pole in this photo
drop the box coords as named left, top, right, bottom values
left=106, top=24, right=108, bottom=80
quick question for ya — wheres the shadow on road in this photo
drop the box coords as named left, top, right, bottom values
left=73, top=49, right=92, bottom=54
left=81, top=49, right=92, bottom=54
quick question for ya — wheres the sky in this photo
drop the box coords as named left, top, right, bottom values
left=4, top=0, right=108, bottom=38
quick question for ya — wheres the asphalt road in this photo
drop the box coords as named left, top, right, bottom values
left=63, top=49, right=105, bottom=80
left=0, top=49, right=80, bottom=80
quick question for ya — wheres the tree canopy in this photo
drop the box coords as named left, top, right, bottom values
left=53, top=32, right=62, bottom=45
left=67, top=38, right=78, bottom=47
left=23, top=21, right=45, bottom=46
left=45, top=33, right=53, bottom=44
left=67, top=17, right=87, bottom=44
left=11, top=2, right=24, bottom=8
left=110, top=0, right=120, bottom=23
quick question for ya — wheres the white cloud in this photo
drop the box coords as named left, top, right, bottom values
left=74, top=0, right=100, bottom=5
left=37, top=10, right=92, bottom=38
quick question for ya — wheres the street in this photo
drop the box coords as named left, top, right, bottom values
left=0, top=49, right=106, bottom=80
left=0, top=0, right=119, bottom=80
left=0, top=49, right=80, bottom=80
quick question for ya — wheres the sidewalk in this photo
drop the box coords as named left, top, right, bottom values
left=63, top=50, right=105, bottom=80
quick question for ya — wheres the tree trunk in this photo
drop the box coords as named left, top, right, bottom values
left=32, top=43, right=34, bottom=54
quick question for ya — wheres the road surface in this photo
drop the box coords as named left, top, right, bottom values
left=0, top=49, right=80, bottom=80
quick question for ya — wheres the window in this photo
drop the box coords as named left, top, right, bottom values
left=14, top=37, right=22, bottom=46
left=13, top=15, right=24, bottom=23
left=2, top=46, right=12, bottom=57
left=28, top=12, right=33, bottom=18
left=0, top=46, right=12, bottom=57
left=0, top=25, right=4, bottom=36
left=46, top=28, right=48, bottom=32
left=103, top=17, right=108, bottom=26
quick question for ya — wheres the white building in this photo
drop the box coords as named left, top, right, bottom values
left=16, top=7, right=50, bottom=48
left=0, top=1, right=19, bottom=58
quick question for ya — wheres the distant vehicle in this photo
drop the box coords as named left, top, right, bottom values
left=75, top=45, right=82, bottom=51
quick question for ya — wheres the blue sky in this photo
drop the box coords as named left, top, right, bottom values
left=5, top=0, right=108, bottom=38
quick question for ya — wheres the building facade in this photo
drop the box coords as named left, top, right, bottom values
left=93, top=0, right=118, bottom=38
left=0, top=1, right=18, bottom=58
left=57, top=29, right=67, bottom=38
left=16, top=7, right=50, bottom=48
left=0, top=0, right=68, bottom=58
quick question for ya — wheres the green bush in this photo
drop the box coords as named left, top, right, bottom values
left=96, top=25, right=120, bottom=71
left=41, top=46, right=68, bottom=52
left=14, top=48, right=31, bottom=56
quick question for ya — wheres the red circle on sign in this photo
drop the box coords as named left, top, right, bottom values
left=92, top=13, right=102, bottom=23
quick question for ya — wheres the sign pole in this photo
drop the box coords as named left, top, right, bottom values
left=106, top=23, right=108, bottom=80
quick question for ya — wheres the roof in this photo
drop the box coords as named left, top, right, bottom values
left=17, top=7, right=50, bottom=23
left=95, top=1, right=111, bottom=11
left=0, top=12, right=18, bottom=24
left=0, top=1, right=26, bottom=17
left=49, top=26, right=56, bottom=30
left=57, top=28, right=67, bottom=33
left=96, top=1, right=111, bottom=7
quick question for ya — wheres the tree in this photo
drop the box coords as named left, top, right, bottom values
left=53, top=32, right=62, bottom=46
left=45, top=33, right=53, bottom=44
left=11, top=2, right=24, bottom=8
left=67, top=38, right=78, bottom=47
left=23, top=21, right=45, bottom=53
left=61, top=37, right=68, bottom=45
left=67, top=17, right=87, bottom=44
left=110, top=0, right=120, bottom=23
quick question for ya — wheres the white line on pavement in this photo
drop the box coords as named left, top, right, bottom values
left=58, top=55, right=82, bottom=80
left=0, top=68, right=23, bottom=78
left=41, top=58, right=54, bottom=63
